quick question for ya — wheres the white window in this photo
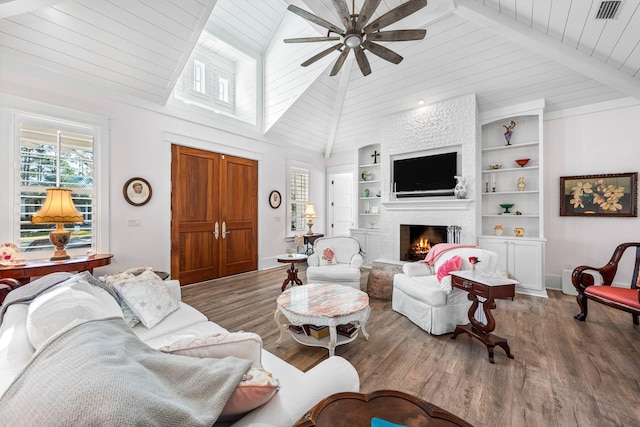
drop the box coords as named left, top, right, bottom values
left=289, top=167, right=310, bottom=234
left=217, top=77, right=229, bottom=103
left=16, top=114, right=97, bottom=255
left=193, top=60, right=206, bottom=94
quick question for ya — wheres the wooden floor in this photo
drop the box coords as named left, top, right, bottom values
left=181, top=266, right=640, bottom=427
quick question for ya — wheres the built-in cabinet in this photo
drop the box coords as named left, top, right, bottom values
left=478, top=101, right=547, bottom=297
left=350, top=229, right=380, bottom=268
left=351, top=144, right=381, bottom=268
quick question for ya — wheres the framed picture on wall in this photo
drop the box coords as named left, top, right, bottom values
left=560, top=172, right=637, bottom=217
left=123, top=177, right=152, bottom=206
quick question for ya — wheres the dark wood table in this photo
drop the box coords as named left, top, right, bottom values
left=277, top=253, right=308, bottom=291
left=0, top=254, right=113, bottom=285
left=294, top=390, right=472, bottom=426
left=450, top=270, right=517, bottom=364
left=303, top=233, right=324, bottom=254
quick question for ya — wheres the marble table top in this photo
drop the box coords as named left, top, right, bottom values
left=277, top=283, right=369, bottom=318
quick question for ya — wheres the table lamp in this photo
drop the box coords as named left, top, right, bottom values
left=31, top=188, right=84, bottom=261
left=302, top=203, right=319, bottom=235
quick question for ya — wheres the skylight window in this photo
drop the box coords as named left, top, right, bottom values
left=174, top=32, right=256, bottom=125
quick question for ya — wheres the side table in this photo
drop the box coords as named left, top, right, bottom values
left=277, top=254, right=308, bottom=291
left=294, top=390, right=472, bottom=427
left=450, top=270, right=517, bottom=364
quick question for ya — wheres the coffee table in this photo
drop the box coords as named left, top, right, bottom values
left=275, top=283, right=370, bottom=357
left=294, top=390, right=472, bottom=427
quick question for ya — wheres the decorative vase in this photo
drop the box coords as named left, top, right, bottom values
left=517, top=177, right=526, bottom=192
left=364, top=188, right=370, bottom=197
left=503, top=120, right=516, bottom=146
left=494, top=225, right=503, bottom=236
left=514, top=227, right=525, bottom=237
left=454, top=176, right=467, bottom=199
left=361, top=170, right=372, bottom=181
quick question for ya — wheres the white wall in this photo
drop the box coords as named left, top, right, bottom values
left=544, top=103, right=640, bottom=287
left=0, top=72, right=326, bottom=277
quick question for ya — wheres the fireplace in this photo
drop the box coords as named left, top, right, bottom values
left=399, top=225, right=459, bottom=261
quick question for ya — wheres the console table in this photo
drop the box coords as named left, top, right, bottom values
left=450, top=270, right=517, bottom=364
left=0, top=254, right=113, bottom=285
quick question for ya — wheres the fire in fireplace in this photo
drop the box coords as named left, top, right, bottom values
left=399, top=224, right=450, bottom=261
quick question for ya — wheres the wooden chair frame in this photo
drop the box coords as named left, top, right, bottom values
left=572, top=242, right=640, bottom=324
left=0, top=278, right=21, bottom=305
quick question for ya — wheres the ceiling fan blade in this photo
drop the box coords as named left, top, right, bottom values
left=287, top=5, right=345, bottom=36
left=284, top=37, right=341, bottom=43
left=363, top=0, right=428, bottom=33
left=330, top=47, right=351, bottom=76
left=362, top=40, right=403, bottom=64
left=301, top=43, right=344, bottom=67
left=355, top=0, right=382, bottom=32
left=368, top=29, right=426, bottom=42
left=353, top=46, right=372, bottom=76
left=332, top=0, right=352, bottom=30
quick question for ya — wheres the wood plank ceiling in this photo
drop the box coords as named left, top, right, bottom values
left=1, top=0, right=639, bottom=156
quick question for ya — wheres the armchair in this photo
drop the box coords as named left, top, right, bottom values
left=572, top=242, right=640, bottom=324
left=392, top=246, right=498, bottom=335
left=306, top=237, right=363, bottom=289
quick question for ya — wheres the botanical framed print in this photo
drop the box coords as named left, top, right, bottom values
left=560, top=172, right=637, bottom=217
left=123, top=177, right=152, bottom=206
left=269, top=190, right=281, bottom=209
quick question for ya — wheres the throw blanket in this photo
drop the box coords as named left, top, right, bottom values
left=422, top=243, right=477, bottom=265
left=0, top=318, right=251, bottom=426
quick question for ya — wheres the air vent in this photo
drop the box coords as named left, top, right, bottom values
left=595, top=1, right=621, bottom=19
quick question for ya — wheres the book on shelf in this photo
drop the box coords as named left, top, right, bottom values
left=308, top=324, right=329, bottom=339
left=288, top=324, right=311, bottom=335
left=337, top=323, right=358, bottom=338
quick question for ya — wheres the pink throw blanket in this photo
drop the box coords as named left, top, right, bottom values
left=422, top=243, right=477, bottom=266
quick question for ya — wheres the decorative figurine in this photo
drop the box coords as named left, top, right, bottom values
left=503, top=120, right=516, bottom=146
left=371, top=150, right=380, bottom=164
left=454, top=176, right=467, bottom=199
left=517, top=176, right=526, bottom=191
left=494, top=225, right=504, bottom=236
left=364, top=188, right=370, bottom=197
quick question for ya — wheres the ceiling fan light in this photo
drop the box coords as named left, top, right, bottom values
left=344, top=34, right=362, bottom=48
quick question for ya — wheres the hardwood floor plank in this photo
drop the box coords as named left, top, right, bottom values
left=181, top=266, right=640, bottom=427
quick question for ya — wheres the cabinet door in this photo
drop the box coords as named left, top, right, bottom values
left=510, top=240, right=544, bottom=293
left=477, top=238, right=508, bottom=273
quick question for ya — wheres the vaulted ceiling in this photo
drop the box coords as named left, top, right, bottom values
left=1, top=0, right=639, bottom=157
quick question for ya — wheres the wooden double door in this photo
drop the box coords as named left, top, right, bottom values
left=171, top=145, right=257, bottom=285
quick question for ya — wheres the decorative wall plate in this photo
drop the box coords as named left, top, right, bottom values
left=269, top=190, right=282, bottom=209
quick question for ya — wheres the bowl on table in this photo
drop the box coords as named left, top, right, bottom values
left=488, top=163, right=502, bottom=170
left=515, top=158, right=530, bottom=167
left=499, top=203, right=514, bottom=214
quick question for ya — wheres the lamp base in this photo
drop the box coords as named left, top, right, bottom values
left=307, top=220, right=314, bottom=235
left=49, top=225, right=71, bottom=261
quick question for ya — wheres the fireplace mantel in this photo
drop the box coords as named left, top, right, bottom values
left=382, top=199, right=474, bottom=211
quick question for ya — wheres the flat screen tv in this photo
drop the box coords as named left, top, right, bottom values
left=393, top=152, right=457, bottom=197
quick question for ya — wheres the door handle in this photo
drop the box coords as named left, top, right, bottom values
left=214, top=221, right=219, bottom=240
left=222, top=221, right=230, bottom=238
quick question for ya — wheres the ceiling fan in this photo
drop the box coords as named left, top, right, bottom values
left=284, top=0, right=428, bottom=77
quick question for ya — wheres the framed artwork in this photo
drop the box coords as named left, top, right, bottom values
left=269, top=190, right=281, bottom=209
left=123, top=177, right=152, bottom=206
left=560, top=172, right=637, bottom=217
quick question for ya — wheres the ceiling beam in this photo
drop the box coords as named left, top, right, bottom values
left=454, top=0, right=640, bottom=101
left=325, top=56, right=353, bottom=159
left=0, top=0, right=61, bottom=18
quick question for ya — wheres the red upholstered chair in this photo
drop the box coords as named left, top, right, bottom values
left=572, top=243, right=640, bottom=324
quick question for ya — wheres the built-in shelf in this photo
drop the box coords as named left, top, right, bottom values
left=482, top=214, right=539, bottom=218
left=482, top=166, right=539, bottom=173
left=359, top=179, right=381, bottom=184
left=359, top=213, right=380, bottom=216
left=359, top=163, right=380, bottom=168
left=383, top=198, right=474, bottom=211
left=483, top=191, right=539, bottom=195
left=481, top=141, right=539, bottom=152
left=359, top=197, right=382, bottom=200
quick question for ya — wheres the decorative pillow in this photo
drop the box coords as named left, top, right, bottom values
left=319, top=247, right=337, bottom=266
left=112, top=270, right=179, bottom=329
left=159, top=331, right=263, bottom=368
left=219, top=367, right=280, bottom=421
left=98, top=271, right=141, bottom=328
left=436, top=255, right=462, bottom=282
left=26, top=277, right=123, bottom=351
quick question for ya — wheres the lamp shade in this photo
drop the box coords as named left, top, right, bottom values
left=303, top=203, right=319, bottom=218
left=31, top=188, right=83, bottom=224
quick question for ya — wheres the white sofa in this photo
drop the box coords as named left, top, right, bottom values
left=306, top=236, right=363, bottom=289
left=392, top=247, right=498, bottom=335
left=0, top=273, right=360, bottom=426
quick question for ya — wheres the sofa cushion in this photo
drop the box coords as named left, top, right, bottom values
left=319, top=247, right=337, bottom=266
left=393, top=274, right=448, bottom=307
left=132, top=302, right=209, bottom=343
left=307, top=264, right=361, bottom=282
left=98, top=271, right=141, bottom=327
left=113, top=270, right=179, bottom=329
left=219, top=367, right=280, bottom=421
left=26, top=276, right=122, bottom=351
left=160, top=331, right=263, bottom=368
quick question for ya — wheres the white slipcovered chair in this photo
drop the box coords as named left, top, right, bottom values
left=306, top=237, right=363, bottom=289
left=392, top=246, right=498, bottom=335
